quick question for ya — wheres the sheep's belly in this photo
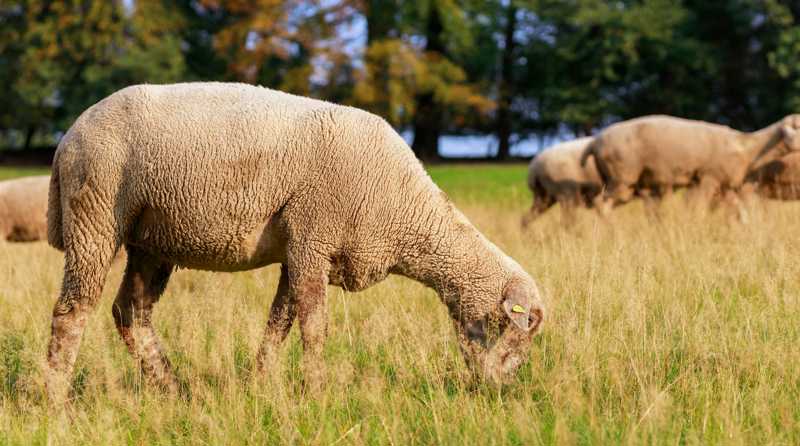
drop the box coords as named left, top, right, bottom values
left=327, top=252, right=391, bottom=292
left=129, top=209, right=287, bottom=272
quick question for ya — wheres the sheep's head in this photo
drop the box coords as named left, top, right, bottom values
left=782, top=114, right=800, bottom=151
left=455, top=272, right=545, bottom=385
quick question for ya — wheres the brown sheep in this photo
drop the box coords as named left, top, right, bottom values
left=522, top=137, right=602, bottom=226
left=743, top=150, right=800, bottom=200
left=586, top=114, right=800, bottom=216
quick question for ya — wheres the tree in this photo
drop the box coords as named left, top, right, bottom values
left=190, top=0, right=353, bottom=95
left=410, top=3, right=447, bottom=160
left=0, top=0, right=187, bottom=150
left=0, top=1, right=130, bottom=149
left=495, top=1, right=517, bottom=160
left=351, top=0, right=493, bottom=160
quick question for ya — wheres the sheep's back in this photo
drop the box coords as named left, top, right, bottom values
left=57, top=83, right=445, bottom=273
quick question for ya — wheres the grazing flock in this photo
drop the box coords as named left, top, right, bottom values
left=0, top=83, right=797, bottom=405
left=524, top=114, right=800, bottom=224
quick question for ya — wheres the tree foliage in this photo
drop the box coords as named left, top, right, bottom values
left=0, top=0, right=798, bottom=158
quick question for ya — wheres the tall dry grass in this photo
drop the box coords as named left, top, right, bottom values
left=0, top=190, right=799, bottom=444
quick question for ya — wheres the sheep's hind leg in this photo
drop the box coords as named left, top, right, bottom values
left=46, top=225, right=119, bottom=405
left=559, top=190, right=583, bottom=227
left=594, top=182, right=632, bottom=218
left=255, top=264, right=297, bottom=374
left=111, top=246, right=177, bottom=393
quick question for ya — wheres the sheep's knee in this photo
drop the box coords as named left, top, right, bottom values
left=610, top=185, right=634, bottom=203
left=45, top=305, right=91, bottom=405
left=521, top=207, right=540, bottom=228
left=292, top=268, right=329, bottom=391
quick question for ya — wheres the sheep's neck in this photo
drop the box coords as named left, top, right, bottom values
left=740, top=121, right=784, bottom=166
left=392, top=210, right=500, bottom=312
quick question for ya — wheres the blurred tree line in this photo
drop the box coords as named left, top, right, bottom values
left=1, top=0, right=799, bottom=160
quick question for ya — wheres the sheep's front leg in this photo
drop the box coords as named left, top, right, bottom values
left=640, top=188, right=663, bottom=221
left=256, top=265, right=297, bottom=374
left=723, top=188, right=749, bottom=224
left=111, top=247, right=177, bottom=393
left=293, top=269, right=329, bottom=392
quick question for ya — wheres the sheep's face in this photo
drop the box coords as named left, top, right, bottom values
left=456, top=274, right=545, bottom=385
left=782, top=114, right=800, bottom=152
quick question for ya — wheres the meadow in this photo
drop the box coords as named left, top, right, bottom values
left=1, top=164, right=799, bottom=445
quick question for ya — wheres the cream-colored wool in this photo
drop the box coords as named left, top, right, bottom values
left=523, top=137, right=601, bottom=226
left=44, top=82, right=545, bottom=403
left=587, top=114, right=800, bottom=215
left=0, top=175, right=49, bottom=242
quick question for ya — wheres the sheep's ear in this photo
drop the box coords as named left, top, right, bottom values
left=502, top=285, right=533, bottom=332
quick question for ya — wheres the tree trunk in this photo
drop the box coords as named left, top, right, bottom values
left=365, top=0, right=395, bottom=45
left=411, top=92, right=442, bottom=162
left=581, top=121, right=594, bottom=137
left=495, top=2, right=517, bottom=161
left=411, top=3, right=446, bottom=161
left=23, top=126, right=36, bottom=151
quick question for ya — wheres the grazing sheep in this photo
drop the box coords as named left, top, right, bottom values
left=743, top=150, right=800, bottom=201
left=44, top=83, right=545, bottom=403
left=0, top=175, right=49, bottom=242
left=586, top=114, right=800, bottom=216
left=522, top=137, right=602, bottom=226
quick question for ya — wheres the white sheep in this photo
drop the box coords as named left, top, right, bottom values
left=522, top=137, right=602, bottom=226
left=0, top=175, right=49, bottom=242
left=586, top=114, right=800, bottom=216
left=44, top=82, right=545, bottom=403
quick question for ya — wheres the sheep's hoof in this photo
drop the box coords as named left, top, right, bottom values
left=301, top=365, right=326, bottom=395
left=155, top=376, right=180, bottom=396
left=142, top=366, right=181, bottom=398
left=44, top=366, right=74, bottom=408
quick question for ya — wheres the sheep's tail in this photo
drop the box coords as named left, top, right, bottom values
left=47, top=149, right=64, bottom=251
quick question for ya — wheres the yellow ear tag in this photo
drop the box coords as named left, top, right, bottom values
left=511, top=304, right=526, bottom=314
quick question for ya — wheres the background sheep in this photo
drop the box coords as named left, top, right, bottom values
left=742, top=150, right=800, bottom=201
left=586, top=114, right=800, bottom=217
left=0, top=175, right=49, bottom=242
left=44, top=82, right=545, bottom=403
left=522, top=137, right=602, bottom=226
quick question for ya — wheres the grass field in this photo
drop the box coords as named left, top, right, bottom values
left=1, top=164, right=799, bottom=445
left=0, top=166, right=50, bottom=181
